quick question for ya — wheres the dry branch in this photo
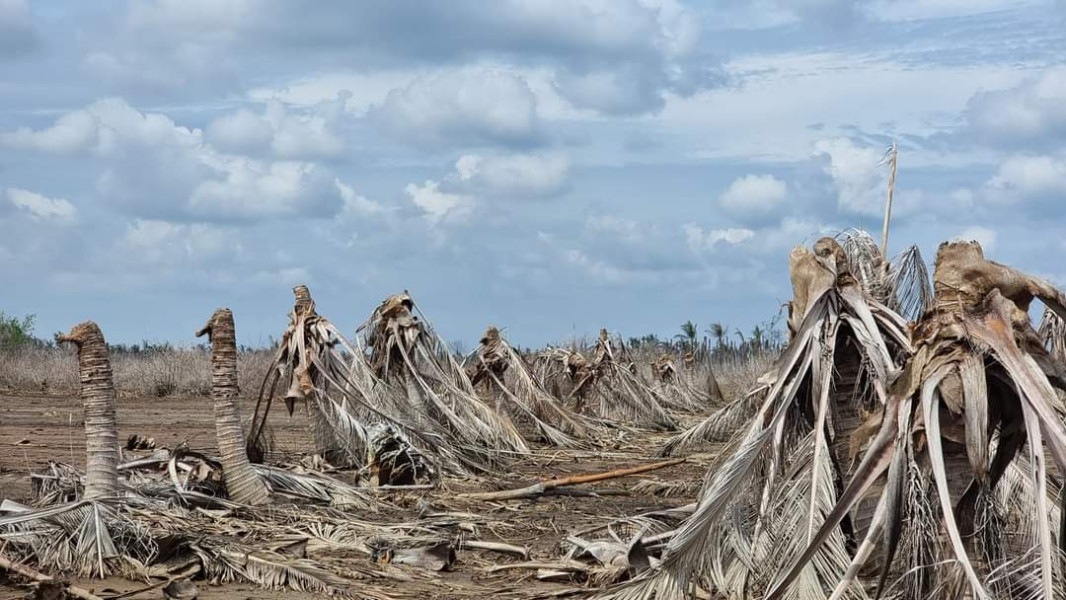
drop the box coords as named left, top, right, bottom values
left=0, top=551, right=104, bottom=600
left=458, top=458, right=685, bottom=501
left=460, top=540, right=530, bottom=559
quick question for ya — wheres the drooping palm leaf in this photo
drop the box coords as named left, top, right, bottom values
left=603, top=236, right=912, bottom=600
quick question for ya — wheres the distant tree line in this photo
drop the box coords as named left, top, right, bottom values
left=627, top=316, right=786, bottom=361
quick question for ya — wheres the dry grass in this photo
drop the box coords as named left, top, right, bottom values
left=709, top=350, right=777, bottom=400
left=0, top=346, right=274, bottom=398
left=0, top=342, right=773, bottom=409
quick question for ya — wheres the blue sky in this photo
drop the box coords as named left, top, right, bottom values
left=2, top=0, right=1065, bottom=347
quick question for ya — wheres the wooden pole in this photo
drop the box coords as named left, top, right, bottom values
left=880, top=141, right=898, bottom=260
left=459, top=458, right=686, bottom=501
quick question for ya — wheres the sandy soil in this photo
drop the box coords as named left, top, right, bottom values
left=0, top=391, right=718, bottom=600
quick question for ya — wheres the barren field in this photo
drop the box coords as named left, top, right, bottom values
left=0, top=391, right=719, bottom=600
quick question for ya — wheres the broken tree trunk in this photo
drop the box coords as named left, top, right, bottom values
left=197, top=308, right=270, bottom=506
left=55, top=322, right=119, bottom=500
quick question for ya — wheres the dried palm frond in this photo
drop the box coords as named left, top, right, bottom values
left=246, top=286, right=454, bottom=479
left=649, top=354, right=716, bottom=414
left=248, top=285, right=371, bottom=467
left=190, top=540, right=352, bottom=595
left=836, top=228, right=932, bottom=322
left=0, top=499, right=157, bottom=578
left=631, top=479, right=699, bottom=498
left=31, top=462, right=83, bottom=506
left=1039, top=307, right=1066, bottom=366
left=466, top=325, right=590, bottom=447
left=662, top=236, right=910, bottom=457
left=657, top=393, right=761, bottom=457
left=3, top=320, right=374, bottom=596
left=358, top=292, right=529, bottom=470
left=606, top=236, right=912, bottom=600
left=762, top=240, right=1066, bottom=599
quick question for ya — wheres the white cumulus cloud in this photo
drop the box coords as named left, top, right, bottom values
left=207, top=94, right=348, bottom=159
left=964, top=66, right=1066, bottom=148
left=986, top=155, right=1066, bottom=197
left=405, top=180, right=474, bottom=224
left=684, top=224, right=756, bottom=252
left=719, top=174, right=788, bottom=219
left=6, top=188, right=76, bottom=221
left=454, top=153, right=570, bottom=198
left=814, top=137, right=890, bottom=217
left=370, top=68, right=541, bottom=148
left=4, top=98, right=344, bottom=222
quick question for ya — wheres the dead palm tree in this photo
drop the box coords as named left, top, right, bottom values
left=660, top=229, right=929, bottom=456
left=2, top=321, right=366, bottom=594
left=196, top=308, right=270, bottom=506
left=763, top=239, right=1066, bottom=600
left=466, top=325, right=589, bottom=447
left=359, top=292, right=529, bottom=469
left=628, top=239, right=1066, bottom=599
left=246, top=286, right=451, bottom=480
left=0, top=322, right=156, bottom=578
left=542, top=329, right=678, bottom=431
left=248, top=284, right=378, bottom=467
left=650, top=354, right=716, bottom=413
left=56, top=321, right=119, bottom=500
left=621, top=236, right=914, bottom=599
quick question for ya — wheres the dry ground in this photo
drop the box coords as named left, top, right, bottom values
left=0, top=391, right=720, bottom=600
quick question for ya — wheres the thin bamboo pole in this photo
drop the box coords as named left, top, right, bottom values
left=880, top=141, right=898, bottom=260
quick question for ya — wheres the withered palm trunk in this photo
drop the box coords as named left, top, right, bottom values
left=197, top=308, right=270, bottom=506
left=56, top=322, right=119, bottom=499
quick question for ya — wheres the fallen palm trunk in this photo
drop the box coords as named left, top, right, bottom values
left=197, top=308, right=270, bottom=506
left=459, top=458, right=685, bottom=501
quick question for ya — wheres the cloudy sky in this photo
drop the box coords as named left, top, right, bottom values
left=2, top=0, right=1065, bottom=347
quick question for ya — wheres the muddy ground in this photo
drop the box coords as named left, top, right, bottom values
left=0, top=392, right=720, bottom=600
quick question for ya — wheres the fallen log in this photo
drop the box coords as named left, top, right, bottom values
left=460, top=540, right=530, bottom=559
left=484, top=560, right=589, bottom=574
left=458, top=458, right=685, bottom=501
left=0, top=551, right=104, bottom=600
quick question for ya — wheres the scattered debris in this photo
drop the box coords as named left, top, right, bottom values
left=125, top=434, right=156, bottom=451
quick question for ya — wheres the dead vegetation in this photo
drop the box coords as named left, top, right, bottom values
left=5, top=229, right=1066, bottom=600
